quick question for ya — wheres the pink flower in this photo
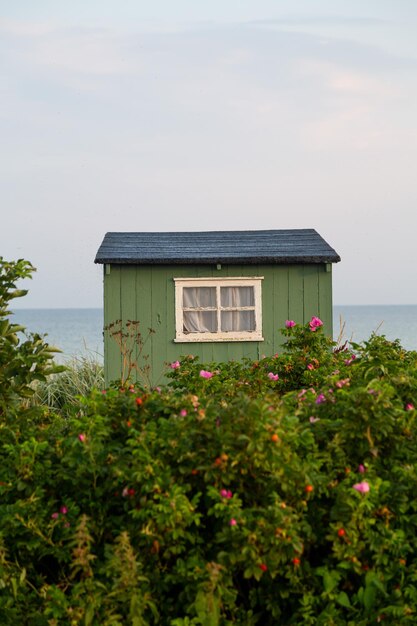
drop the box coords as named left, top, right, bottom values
left=307, top=364, right=314, bottom=371
left=336, top=378, right=350, bottom=389
left=78, top=433, right=86, bottom=443
left=353, top=481, right=370, bottom=494
left=200, top=370, right=213, bottom=379
left=51, top=512, right=59, bottom=520
left=220, top=489, right=233, bottom=499
left=309, top=316, right=323, bottom=331
left=406, top=403, right=414, bottom=411
left=285, top=320, right=296, bottom=328
left=344, top=354, right=357, bottom=366
left=309, top=416, right=320, bottom=423
left=229, top=518, right=237, bottom=526
left=268, top=372, right=279, bottom=381
left=170, top=360, right=180, bottom=369
left=358, top=464, right=366, bottom=474
left=180, top=409, right=187, bottom=417
left=315, top=394, right=326, bottom=405
left=60, top=506, right=68, bottom=515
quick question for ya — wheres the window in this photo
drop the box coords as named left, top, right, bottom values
left=174, top=277, right=263, bottom=342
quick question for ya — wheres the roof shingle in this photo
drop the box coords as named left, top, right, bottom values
left=95, top=229, right=340, bottom=265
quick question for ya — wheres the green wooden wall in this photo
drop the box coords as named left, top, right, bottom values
left=103, top=263, right=333, bottom=385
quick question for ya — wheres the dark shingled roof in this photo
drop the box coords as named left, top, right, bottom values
left=94, top=229, right=341, bottom=265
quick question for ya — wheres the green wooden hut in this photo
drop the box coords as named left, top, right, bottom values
left=95, top=229, right=340, bottom=384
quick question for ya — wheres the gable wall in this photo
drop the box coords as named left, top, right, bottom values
left=103, top=263, right=332, bottom=385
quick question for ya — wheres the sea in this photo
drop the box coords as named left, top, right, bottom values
left=10, top=306, right=417, bottom=363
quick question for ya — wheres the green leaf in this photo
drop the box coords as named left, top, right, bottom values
left=363, top=585, right=377, bottom=611
left=9, top=289, right=28, bottom=300
left=195, top=590, right=220, bottom=626
left=365, top=571, right=387, bottom=597
left=336, top=592, right=351, bottom=609
left=19, top=568, right=26, bottom=584
left=84, top=604, right=95, bottom=626
left=323, top=569, right=340, bottom=594
left=8, top=323, right=25, bottom=334
left=11, top=577, right=18, bottom=599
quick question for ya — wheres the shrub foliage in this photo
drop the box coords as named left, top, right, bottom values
left=0, top=257, right=63, bottom=417
left=1, top=259, right=417, bottom=624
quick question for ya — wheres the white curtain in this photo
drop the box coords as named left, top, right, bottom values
left=220, top=286, right=254, bottom=308
left=183, top=286, right=255, bottom=334
left=183, top=287, right=217, bottom=333
left=183, top=287, right=216, bottom=308
left=221, top=310, right=255, bottom=332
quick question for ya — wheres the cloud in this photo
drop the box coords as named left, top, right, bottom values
left=2, top=18, right=417, bottom=308
left=33, top=30, right=137, bottom=75
left=295, top=58, right=396, bottom=97
left=0, top=18, right=54, bottom=37
left=0, top=20, right=138, bottom=77
left=250, top=16, right=386, bottom=27
left=1, top=19, right=413, bottom=155
left=286, top=56, right=417, bottom=152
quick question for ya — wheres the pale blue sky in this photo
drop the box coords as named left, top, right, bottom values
left=1, top=1, right=417, bottom=307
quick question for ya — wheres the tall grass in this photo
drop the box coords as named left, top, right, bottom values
left=32, top=354, right=104, bottom=416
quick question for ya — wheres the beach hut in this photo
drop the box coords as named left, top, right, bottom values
left=95, top=229, right=340, bottom=384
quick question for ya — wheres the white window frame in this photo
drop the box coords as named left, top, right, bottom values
left=174, top=277, right=264, bottom=342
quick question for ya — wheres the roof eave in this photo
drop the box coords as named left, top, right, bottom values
left=95, top=255, right=341, bottom=265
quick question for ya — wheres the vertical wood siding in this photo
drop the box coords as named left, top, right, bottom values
left=103, top=263, right=333, bottom=384
left=103, top=265, right=121, bottom=384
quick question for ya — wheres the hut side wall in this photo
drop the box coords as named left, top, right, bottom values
left=103, top=263, right=333, bottom=385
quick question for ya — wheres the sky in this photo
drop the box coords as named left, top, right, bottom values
left=1, top=0, right=417, bottom=307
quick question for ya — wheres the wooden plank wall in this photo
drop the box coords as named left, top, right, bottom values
left=103, top=265, right=121, bottom=384
left=103, top=263, right=333, bottom=385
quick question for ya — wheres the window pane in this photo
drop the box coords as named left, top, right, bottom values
left=184, top=311, right=218, bottom=333
left=221, top=311, right=256, bottom=332
left=183, top=287, right=216, bottom=308
left=221, top=286, right=254, bottom=308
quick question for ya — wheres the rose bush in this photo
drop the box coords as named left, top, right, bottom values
left=0, top=330, right=416, bottom=623
left=2, top=260, right=417, bottom=624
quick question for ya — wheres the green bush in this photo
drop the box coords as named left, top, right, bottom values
left=166, top=316, right=343, bottom=398
left=2, top=260, right=417, bottom=623
left=0, top=257, right=63, bottom=418
left=1, top=288, right=417, bottom=623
